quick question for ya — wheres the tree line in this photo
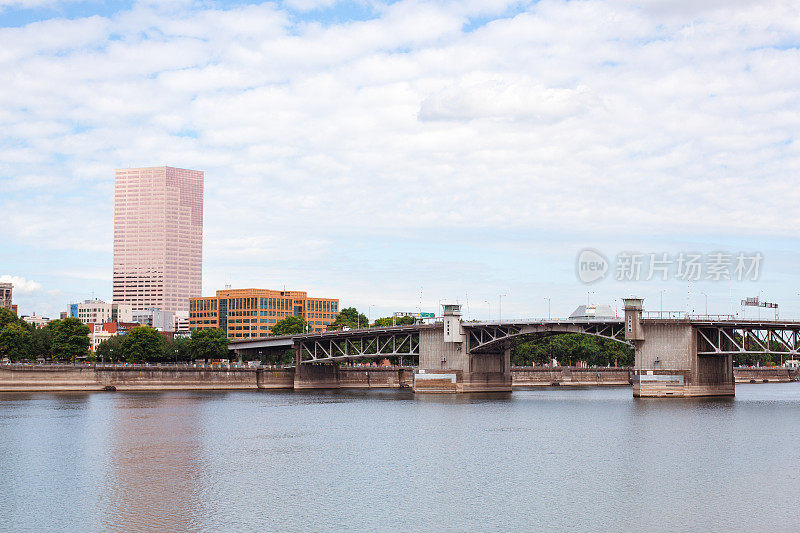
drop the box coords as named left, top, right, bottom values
left=6, top=305, right=788, bottom=367
left=95, top=327, right=228, bottom=363
left=0, top=309, right=91, bottom=362
left=510, top=334, right=634, bottom=367
left=0, top=308, right=229, bottom=363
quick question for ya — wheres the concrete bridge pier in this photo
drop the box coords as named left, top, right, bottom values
left=414, top=304, right=512, bottom=393
left=293, top=346, right=341, bottom=389
left=293, top=364, right=341, bottom=389
left=626, top=298, right=734, bottom=397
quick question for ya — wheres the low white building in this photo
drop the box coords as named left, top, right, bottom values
left=22, top=315, right=50, bottom=328
left=70, top=299, right=132, bottom=325
left=174, top=310, right=189, bottom=335
left=133, top=308, right=174, bottom=332
left=569, top=304, right=617, bottom=319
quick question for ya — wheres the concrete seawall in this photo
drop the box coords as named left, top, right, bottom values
left=0, top=365, right=795, bottom=392
left=734, top=367, right=799, bottom=383
left=512, top=367, right=633, bottom=387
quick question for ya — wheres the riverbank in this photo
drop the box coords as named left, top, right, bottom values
left=0, top=364, right=796, bottom=391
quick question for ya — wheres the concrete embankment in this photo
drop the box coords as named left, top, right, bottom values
left=0, top=365, right=796, bottom=392
left=0, top=364, right=264, bottom=391
left=0, top=365, right=411, bottom=392
left=734, top=367, right=799, bottom=383
left=512, top=367, right=633, bottom=387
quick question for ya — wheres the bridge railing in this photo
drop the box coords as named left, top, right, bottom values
left=642, top=311, right=687, bottom=319
left=686, top=314, right=737, bottom=321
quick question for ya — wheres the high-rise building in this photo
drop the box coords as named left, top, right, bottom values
left=113, top=166, right=203, bottom=315
left=189, top=288, right=339, bottom=339
left=0, top=283, right=12, bottom=310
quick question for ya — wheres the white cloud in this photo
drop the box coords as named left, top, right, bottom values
left=0, top=275, right=43, bottom=294
left=2, top=0, right=800, bottom=314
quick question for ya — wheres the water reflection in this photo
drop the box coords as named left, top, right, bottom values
left=99, top=393, right=205, bottom=532
left=1, top=385, right=799, bottom=531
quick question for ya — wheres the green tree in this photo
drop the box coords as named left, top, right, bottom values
left=0, top=307, right=20, bottom=331
left=29, top=324, right=53, bottom=360
left=95, top=335, right=123, bottom=363
left=271, top=316, right=307, bottom=336
left=510, top=334, right=633, bottom=367
left=373, top=316, right=416, bottom=327
left=0, top=323, right=32, bottom=362
left=119, top=326, right=165, bottom=363
left=327, top=307, right=368, bottom=330
left=163, top=336, right=191, bottom=363
left=50, top=318, right=90, bottom=362
left=190, top=328, right=228, bottom=361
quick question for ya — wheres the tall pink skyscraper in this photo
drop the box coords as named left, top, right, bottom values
left=113, top=166, right=203, bottom=315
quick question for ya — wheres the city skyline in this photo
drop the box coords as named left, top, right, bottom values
left=3, top=0, right=800, bottom=322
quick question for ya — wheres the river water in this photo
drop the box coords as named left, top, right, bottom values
left=1, top=384, right=799, bottom=532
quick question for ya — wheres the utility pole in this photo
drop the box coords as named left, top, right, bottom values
left=544, top=297, right=551, bottom=320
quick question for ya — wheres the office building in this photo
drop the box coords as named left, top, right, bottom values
left=189, top=288, right=339, bottom=339
left=71, top=299, right=132, bottom=325
left=0, top=283, right=12, bottom=310
left=112, top=166, right=203, bottom=315
left=132, top=308, right=174, bottom=332
left=174, top=311, right=189, bottom=336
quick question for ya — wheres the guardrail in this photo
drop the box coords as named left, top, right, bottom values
left=0, top=362, right=293, bottom=370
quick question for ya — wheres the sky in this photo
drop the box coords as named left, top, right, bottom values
left=2, top=0, right=800, bottom=321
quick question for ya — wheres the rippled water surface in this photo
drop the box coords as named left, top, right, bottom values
left=2, top=384, right=799, bottom=532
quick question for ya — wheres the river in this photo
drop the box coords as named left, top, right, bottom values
left=1, top=384, right=799, bottom=532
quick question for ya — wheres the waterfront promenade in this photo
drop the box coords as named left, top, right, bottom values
left=0, top=363, right=795, bottom=392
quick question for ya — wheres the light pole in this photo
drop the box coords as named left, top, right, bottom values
left=758, top=290, right=762, bottom=320
left=368, top=305, right=373, bottom=328
left=701, top=292, right=708, bottom=316
left=660, top=289, right=666, bottom=318
left=544, top=297, right=551, bottom=320
left=485, top=300, right=492, bottom=322
left=587, top=290, right=594, bottom=307
left=499, top=293, right=506, bottom=322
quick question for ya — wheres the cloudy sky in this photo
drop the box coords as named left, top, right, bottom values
left=2, top=0, right=800, bottom=320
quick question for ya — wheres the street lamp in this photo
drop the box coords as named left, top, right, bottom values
left=543, top=297, right=551, bottom=320
left=701, top=292, right=708, bottom=316
left=368, top=305, right=373, bottom=329
left=499, top=293, right=507, bottom=322
left=174, top=348, right=178, bottom=366
left=485, top=300, right=492, bottom=322
left=587, top=290, right=594, bottom=307
left=660, top=289, right=666, bottom=318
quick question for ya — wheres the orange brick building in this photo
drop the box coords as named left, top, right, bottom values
left=189, top=288, right=339, bottom=339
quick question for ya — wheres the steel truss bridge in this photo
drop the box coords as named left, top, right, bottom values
left=295, top=326, right=421, bottom=363
left=693, top=320, right=800, bottom=357
left=465, top=319, right=628, bottom=353
left=228, top=317, right=800, bottom=364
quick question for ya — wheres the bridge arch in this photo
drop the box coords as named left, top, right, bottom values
left=465, top=322, right=630, bottom=354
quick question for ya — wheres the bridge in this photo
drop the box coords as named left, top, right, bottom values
left=229, top=299, right=800, bottom=397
